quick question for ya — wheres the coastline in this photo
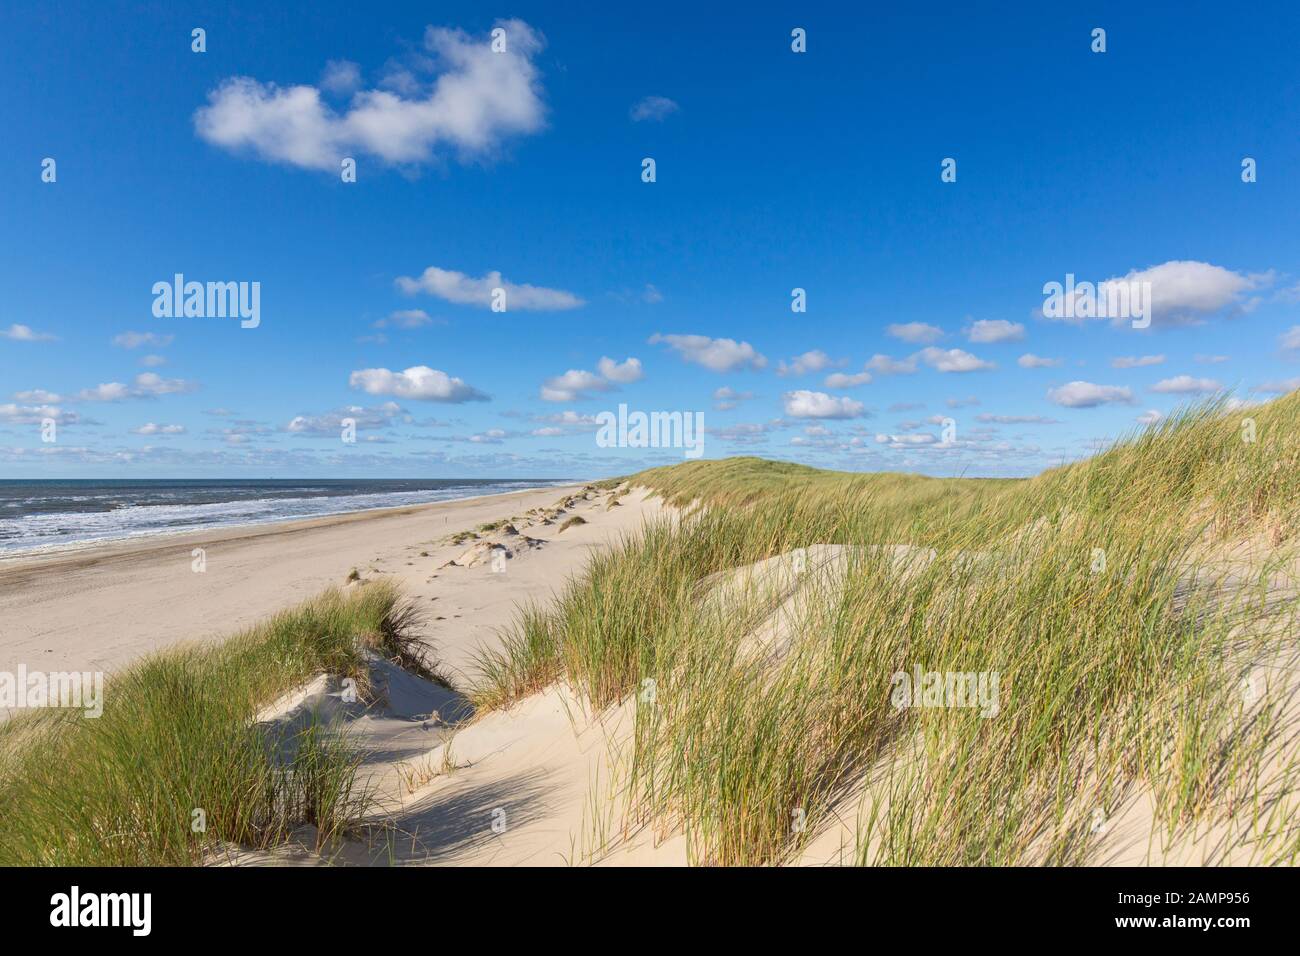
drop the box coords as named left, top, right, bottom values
left=0, top=482, right=661, bottom=685
left=0, top=480, right=582, bottom=566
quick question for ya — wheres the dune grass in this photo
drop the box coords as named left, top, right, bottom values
left=0, top=582, right=419, bottom=866
left=474, top=395, right=1300, bottom=865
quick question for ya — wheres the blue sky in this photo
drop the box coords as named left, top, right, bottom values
left=2, top=1, right=1299, bottom=479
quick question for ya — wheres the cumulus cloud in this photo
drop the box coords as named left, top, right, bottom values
left=1043, top=260, right=1268, bottom=328
left=349, top=365, right=488, bottom=402
left=965, top=319, right=1024, bottom=343
left=132, top=423, right=186, bottom=435
left=194, top=19, right=546, bottom=171
left=540, top=369, right=614, bottom=402
left=648, top=333, right=767, bottom=372
left=539, top=356, right=642, bottom=401
left=76, top=373, right=198, bottom=401
left=2, top=323, right=56, bottom=342
left=0, top=403, right=78, bottom=425
left=865, top=353, right=917, bottom=375
left=777, top=350, right=839, bottom=377
left=1281, top=326, right=1300, bottom=351
left=396, top=266, right=583, bottom=310
left=320, top=59, right=362, bottom=95
left=630, top=95, right=679, bottom=121
left=782, top=390, right=865, bottom=419
left=597, top=356, right=643, bottom=383
left=1111, top=354, right=1165, bottom=369
left=286, top=402, right=405, bottom=435
left=1137, top=409, right=1164, bottom=425
left=1046, top=381, right=1135, bottom=408
left=1018, top=353, right=1061, bottom=368
left=1150, top=375, right=1222, bottom=395
left=875, top=433, right=939, bottom=448
left=886, top=322, right=944, bottom=344
left=12, top=389, right=61, bottom=403
left=916, top=347, right=995, bottom=373
left=712, top=386, right=754, bottom=410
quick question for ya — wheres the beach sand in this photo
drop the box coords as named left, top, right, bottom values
left=0, top=483, right=662, bottom=686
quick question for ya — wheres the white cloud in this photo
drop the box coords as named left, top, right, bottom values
left=597, top=356, right=643, bottom=383
left=1046, top=381, right=1135, bottom=408
left=875, top=433, right=938, bottom=447
left=886, top=322, right=944, bottom=344
left=1044, top=260, right=1267, bottom=328
left=1111, top=354, right=1165, bottom=369
left=2, top=323, right=56, bottom=342
left=641, top=284, right=663, bottom=304
left=782, top=390, right=864, bottom=419
left=648, top=333, right=767, bottom=372
left=194, top=19, right=547, bottom=171
left=12, top=389, right=61, bottom=403
left=320, top=59, right=362, bottom=95
left=540, top=369, right=614, bottom=402
left=865, top=353, right=917, bottom=375
left=712, top=386, right=754, bottom=410
left=0, top=404, right=77, bottom=425
left=539, top=356, right=642, bottom=401
left=1150, top=375, right=1222, bottom=395
left=1195, top=354, right=1230, bottom=364
left=965, top=319, right=1024, bottom=343
left=349, top=365, right=488, bottom=402
left=1018, top=353, right=1061, bottom=368
left=916, top=347, right=995, bottom=373
left=1137, top=409, right=1164, bottom=425
left=630, top=96, right=679, bottom=121
left=132, top=423, right=187, bottom=435
left=139, top=354, right=168, bottom=367
left=76, top=373, right=197, bottom=401
left=1280, top=326, right=1300, bottom=351
left=286, top=403, right=404, bottom=435
left=396, top=266, right=583, bottom=310
left=113, top=331, right=174, bottom=349
left=777, top=350, right=838, bottom=377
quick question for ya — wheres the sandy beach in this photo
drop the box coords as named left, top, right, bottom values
left=0, top=483, right=660, bottom=684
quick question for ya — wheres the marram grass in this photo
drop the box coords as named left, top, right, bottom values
left=475, top=394, right=1300, bottom=865
left=0, top=582, right=417, bottom=866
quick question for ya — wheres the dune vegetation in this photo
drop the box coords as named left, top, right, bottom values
left=0, top=583, right=423, bottom=866
left=475, top=396, right=1300, bottom=865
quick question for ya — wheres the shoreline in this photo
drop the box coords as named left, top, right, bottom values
left=0, top=482, right=588, bottom=574
left=1, top=481, right=665, bottom=687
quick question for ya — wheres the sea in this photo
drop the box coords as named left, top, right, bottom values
left=0, top=478, right=576, bottom=557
